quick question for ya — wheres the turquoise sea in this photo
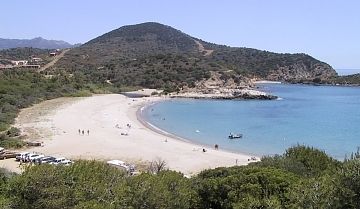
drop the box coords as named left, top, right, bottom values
left=142, top=84, right=360, bottom=159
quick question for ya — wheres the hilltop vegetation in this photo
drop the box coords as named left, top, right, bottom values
left=52, top=22, right=337, bottom=90
left=1, top=145, right=360, bottom=208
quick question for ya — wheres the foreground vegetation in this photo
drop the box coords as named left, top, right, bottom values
left=0, top=145, right=359, bottom=208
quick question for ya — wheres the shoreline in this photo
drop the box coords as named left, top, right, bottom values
left=136, top=102, right=193, bottom=144
left=1, top=94, right=253, bottom=176
left=136, top=99, right=260, bottom=157
left=253, top=80, right=282, bottom=84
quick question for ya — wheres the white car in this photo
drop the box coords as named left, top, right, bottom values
left=28, top=154, right=44, bottom=162
left=60, top=160, right=73, bottom=166
left=49, top=157, right=67, bottom=165
left=16, top=152, right=30, bottom=161
left=31, top=155, right=45, bottom=163
left=107, top=159, right=134, bottom=172
left=39, top=156, right=56, bottom=164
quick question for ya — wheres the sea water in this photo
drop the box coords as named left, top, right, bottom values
left=143, top=84, right=360, bottom=159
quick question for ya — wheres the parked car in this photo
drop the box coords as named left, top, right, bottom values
left=24, top=153, right=36, bottom=162
left=15, top=152, right=30, bottom=161
left=37, top=156, right=56, bottom=164
left=49, top=157, right=67, bottom=165
left=28, top=154, right=44, bottom=163
left=107, top=159, right=135, bottom=173
left=60, top=160, right=73, bottom=166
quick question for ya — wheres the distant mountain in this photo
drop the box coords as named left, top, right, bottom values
left=0, top=37, right=73, bottom=50
left=53, top=22, right=337, bottom=90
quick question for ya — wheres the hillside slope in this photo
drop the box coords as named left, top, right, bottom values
left=53, top=22, right=337, bottom=90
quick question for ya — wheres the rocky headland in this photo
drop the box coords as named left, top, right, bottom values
left=170, top=72, right=277, bottom=100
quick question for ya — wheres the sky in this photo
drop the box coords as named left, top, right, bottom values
left=1, top=0, right=359, bottom=69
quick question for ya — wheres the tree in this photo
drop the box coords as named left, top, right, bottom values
left=148, top=157, right=168, bottom=174
left=7, top=161, right=126, bottom=209
left=287, top=174, right=347, bottom=209
left=193, top=166, right=299, bottom=209
left=114, top=171, right=197, bottom=209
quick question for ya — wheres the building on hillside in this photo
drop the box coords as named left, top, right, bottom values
left=11, top=60, right=28, bottom=65
left=19, top=65, right=40, bottom=69
left=31, top=57, right=43, bottom=62
left=49, top=52, right=57, bottom=56
left=0, top=64, right=14, bottom=69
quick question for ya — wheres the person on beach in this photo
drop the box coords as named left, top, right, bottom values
left=202, top=148, right=207, bottom=152
left=82, top=130, right=84, bottom=135
left=87, top=130, right=90, bottom=135
left=214, top=144, right=219, bottom=150
left=78, top=129, right=81, bottom=135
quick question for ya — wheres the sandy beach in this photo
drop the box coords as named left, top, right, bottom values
left=1, top=94, right=252, bottom=176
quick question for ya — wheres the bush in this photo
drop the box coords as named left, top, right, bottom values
left=6, top=127, right=21, bottom=137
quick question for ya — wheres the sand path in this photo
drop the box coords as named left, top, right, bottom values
left=4, top=94, right=252, bottom=175
left=38, top=49, right=69, bottom=72
left=194, top=40, right=214, bottom=56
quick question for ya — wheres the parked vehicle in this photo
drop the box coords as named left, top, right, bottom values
left=107, top=159, right=135, bottom=173
left=37, top=156, right=56, bottom=164
left=24, top=153, right=38, bottom=162
left=16, top=152, right=30, bottom=161
left=0, top=152, right=17, bottom=160
left=49, top=157, right=67, bottom=165
left=61, top=160, right=73, bottom=166
left=28, top=154, right=44, bottom=163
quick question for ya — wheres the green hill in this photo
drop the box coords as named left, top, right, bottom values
left=52, top=22, right=337, bottom=90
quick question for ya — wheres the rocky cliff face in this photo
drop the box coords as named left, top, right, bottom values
left=266, top=61, right=337, bottom=81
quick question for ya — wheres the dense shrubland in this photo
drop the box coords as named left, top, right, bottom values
left=0, top=145, right=360, bottom=208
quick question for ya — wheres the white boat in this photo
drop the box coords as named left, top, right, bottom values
left=228, top=133, right=243, bottom=139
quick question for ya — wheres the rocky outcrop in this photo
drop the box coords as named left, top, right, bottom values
left=170, top=90, right=277, bottom=100
left=171, top=71, right=277, bottom=100
left=266, top=62, right=337, bottom=81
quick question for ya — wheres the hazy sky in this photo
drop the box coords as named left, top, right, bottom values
left=1, top=0, right=359, bottom=69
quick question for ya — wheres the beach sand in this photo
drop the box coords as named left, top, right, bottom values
left=1, top=94, right=252, bottom=176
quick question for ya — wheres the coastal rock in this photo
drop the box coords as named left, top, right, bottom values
left=266, top=61, right=337, bottom=81
left=171, top=72, right=277, bottom=100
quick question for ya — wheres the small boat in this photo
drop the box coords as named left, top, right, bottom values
left=228, top=133, right=243, bottom=139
